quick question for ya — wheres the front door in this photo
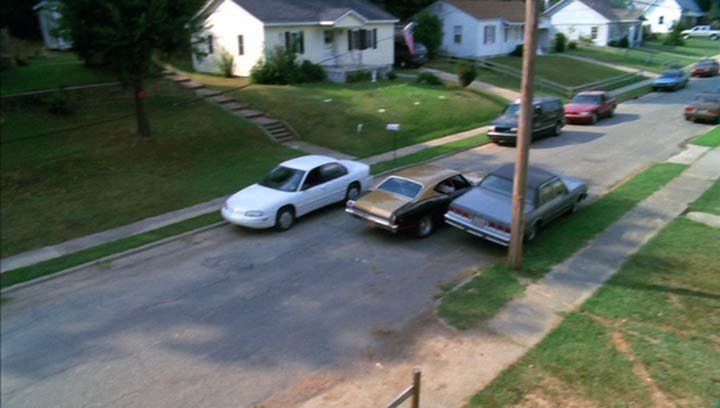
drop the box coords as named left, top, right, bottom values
left=323, top=30, right=336, bottom=66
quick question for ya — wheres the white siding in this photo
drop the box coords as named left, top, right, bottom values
left=432, top=1, right=478, bottom=57
left=548, top=0, right=612, bottom=45
left=643, top=0, right=682, bottom=33
left=193, top=0, right=265, bottom=77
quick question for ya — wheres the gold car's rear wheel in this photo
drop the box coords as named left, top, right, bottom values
left=417, top=215, right=434, bottom=238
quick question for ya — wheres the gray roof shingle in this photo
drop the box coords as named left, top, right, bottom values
left=578, top=0, right=644, bottom=21
left=231, top=0, right=398, bottom=23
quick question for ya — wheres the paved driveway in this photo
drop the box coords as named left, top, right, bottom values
left=2, top=75, right=718, bottom=408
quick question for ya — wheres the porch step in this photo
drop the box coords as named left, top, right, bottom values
left=236, top=109, right=264, bottom=118
left=207, top=94, right=235, bottom=104
left=184, top=80, right=205, bottom=89
left=253, top=117, right=280, bottom=126
left=161, top=70, right=176, bottom=76
left=195, top=87, right=222, bottom=97
left=224, top=102, right=250, bottom=111
left=273, top=132, right=295, bottom=142
left=168, top=74, right=192, bottom=83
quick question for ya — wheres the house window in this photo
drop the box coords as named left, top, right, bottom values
left=454, top=25, right=462, bottom=44
left=238, top=35, right=244, bottom=55
left=484, top=25, right=496, bottom=44
left=348, top=29, right=377, bottom=50
left=658, top=16, right=664, bottom=25
left=590, top=26, right=598, bottom=40
left=207, top=35, right=213, bottom=54
left=284, top=31, right=305, bottom=54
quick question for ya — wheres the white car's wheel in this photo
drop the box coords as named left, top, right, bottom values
left=275, top=206, right=295, bottom=231
left=345, top=182, right=361, bottom=202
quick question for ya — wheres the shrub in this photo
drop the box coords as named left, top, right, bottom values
left=616, top=36, right=630, bottom=48
left=578, top=35, right=593, bottom=44
left=568, top=41, right=577, bottom=50
left=509, top=44, right=523, bottom=57
left=664, top=21, right=686, bottom=46
left=414, top=10, right=443, bottom=58
left=250, top=46, right=300, bottom=84
left=608, top=39, right=618, bottom=47
left=415, top=71, right=443, bottom=85
left=217, top=50, right=234, bottom=77
left=299, top=60, right=326, bottom=82
left=346, top=70, right=372, bottom=83
left=42, top=87, right=73, bottom=115
left=457, top=62, right=477, bottom=87
left=554, top=32, right=567, bottom=52
left=387, top=70, right=397, bottom=80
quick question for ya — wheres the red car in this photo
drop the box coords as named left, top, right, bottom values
left=690, top=59, right=719, bottom=77
left=564, top=91, right=617, bottom=125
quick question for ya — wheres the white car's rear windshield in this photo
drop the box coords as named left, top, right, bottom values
left=377, top=177, right=423, bottom=199
left=259, top=166, right=305, bottom=192
left=479, top=175, right=513, bottom=196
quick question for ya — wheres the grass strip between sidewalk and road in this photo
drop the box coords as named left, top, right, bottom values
left=438, top=162, right=688, bottom=329
left=468, top=204, right=720, bottom=407
left=690, top=125, right=720, bottom=147
left=688, top=178, right=720, bottom=216
left=1, top=212, right=222, bottom=290
left=1, top=135, right=494, bottom=290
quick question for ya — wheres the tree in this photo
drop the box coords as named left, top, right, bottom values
left=663, top=21, right=686, bottom=46
left=59, top=0, right=203, bottom=138
left=414, top=10, right=443, bottom=58
left=371, top=0, right=435, bottom=21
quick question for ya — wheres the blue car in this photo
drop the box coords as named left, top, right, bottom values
left=652, top=69, right=689, bottom=92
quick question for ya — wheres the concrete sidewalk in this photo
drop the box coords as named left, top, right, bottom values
left=299, top=145, right=719, bottom=408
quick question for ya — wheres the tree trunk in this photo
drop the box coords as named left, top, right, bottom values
left=133, top=76, right=151, bottom=138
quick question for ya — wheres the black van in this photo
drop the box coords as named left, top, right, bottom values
left=488, top=97, right=565, bottom=144
left=394, top=41, right=429, bottom=68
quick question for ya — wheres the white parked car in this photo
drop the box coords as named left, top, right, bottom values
left=222, top=155, right=372, bottom=231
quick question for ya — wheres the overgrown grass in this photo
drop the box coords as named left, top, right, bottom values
left=690, top=125, right=720, bottom=147
left=0, top=213, right=222, bottom=289
left=615, top=84, right=653, bottom=103
left=227, top=80, right=504, bottom=158
left=471, top=216, right=720, bottom=407
left=568, top=44, right=697, bottom=73
left=0, top=53, right=116, bottom=94
left=642, top=37, right=720, bottom=59
left=370, top=134, right=489, bottom=174
left=688, top=179, right=720, bottom=215
left=439, top=162, right=687, bottom=329
left=1, top=79, right=299, bottom=257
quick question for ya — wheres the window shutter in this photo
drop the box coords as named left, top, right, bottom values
left=208, top=35, right=213, bottom=54
left=238, top=35, right=244, bottom=55
left=284, top=31, right=290, bottom=49
left=348, top=30, right=353, bottom=50
left=373, top=29, right=377, bottom=49
left=299, top=31, right=304, bottom=54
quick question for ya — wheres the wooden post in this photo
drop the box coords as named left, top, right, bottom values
left=411, top=369, right=421, bottom=408
left=508, top=0, right=540, bottom=269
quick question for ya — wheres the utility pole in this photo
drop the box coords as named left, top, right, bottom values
left=508, top=0, right=540, bottom=269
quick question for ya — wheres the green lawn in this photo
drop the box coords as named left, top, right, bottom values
left=568, top=44, right=697, bottom=73
left=469, top=215, right=720, bottom=407
left=424, top=61, right=528, bottom=94
left=493, top=55, right=636, bottom=86
left=0, top=53, right=116, bottom=94
left=227, top=80, right=504, bottom=158
left=439, top=162, right=687, bottom=329
left=1, top=79, right=299, bottom=257
left=642, top=37, right=720, bottom=59
left=688, top=179, right=720, bottom=216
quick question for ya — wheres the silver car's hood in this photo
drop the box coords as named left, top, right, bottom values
left=450, top=187, right=534, bottom=225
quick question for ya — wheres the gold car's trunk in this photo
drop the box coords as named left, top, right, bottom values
left=353, top=190, right=411, bottom=220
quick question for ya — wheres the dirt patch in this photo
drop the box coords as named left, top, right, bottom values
left=511, top=377, right=601, bottom=408
left=252, top=373, right=345, bottom=408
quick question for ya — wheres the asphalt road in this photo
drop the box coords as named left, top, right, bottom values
left=2, top=74, right=718, bottom=408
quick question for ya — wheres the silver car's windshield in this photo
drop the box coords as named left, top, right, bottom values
left=377, top=177, right=423, bottom=199
left=259, top=166, right=305, bottom=192
left=479, top=174, right=513, bottom=196
left=660, top=71, right=681, bottom=78
left=571, top=94, right=601, bottom=104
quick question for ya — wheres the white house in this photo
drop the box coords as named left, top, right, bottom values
left=33, top=0, right=71, bottom=50
left=426, top=0, right=552, bottom=59
left=545, top=0, right=645, bottom=47
left=192, top=0, right=398, bottom=81
left=642, top=0, right=705, bottom=34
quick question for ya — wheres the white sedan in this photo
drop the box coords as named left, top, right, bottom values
left=222, top=155, right=372, bottom=231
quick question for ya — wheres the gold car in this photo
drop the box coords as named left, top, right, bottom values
left=345, top=164, right=472, bottom=237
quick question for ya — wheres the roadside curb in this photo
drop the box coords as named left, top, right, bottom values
left=1, top=221, right=227, bottom=294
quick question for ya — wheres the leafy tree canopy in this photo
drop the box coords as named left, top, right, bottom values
left=414, top=10, right=443, bottom=58
left=372, top=0, right=435, bottom=20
